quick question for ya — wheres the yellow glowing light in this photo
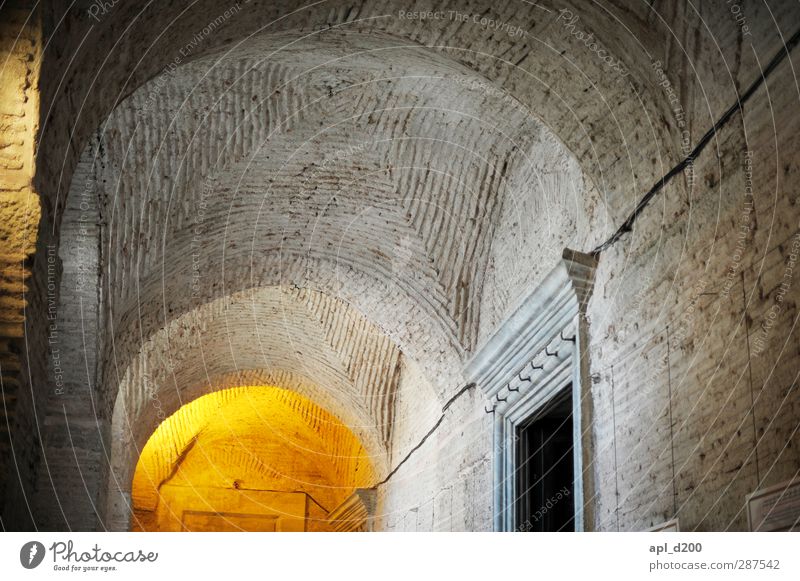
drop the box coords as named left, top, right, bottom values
left=131, top=386, right=373, bottom=531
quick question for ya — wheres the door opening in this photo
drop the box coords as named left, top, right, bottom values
left=515, top=388, right=574, bottom=532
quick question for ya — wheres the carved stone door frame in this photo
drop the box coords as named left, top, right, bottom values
left=465, top=249, right=597, bottom=531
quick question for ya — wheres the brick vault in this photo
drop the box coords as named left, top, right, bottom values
left=0, top=0, right=798, bottom=532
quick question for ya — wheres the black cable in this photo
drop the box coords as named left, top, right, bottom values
left=593, top=27, right=800, bottom=256
left=376, top=383, right=476, bottom=487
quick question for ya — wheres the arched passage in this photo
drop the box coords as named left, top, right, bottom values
left=45, top=24, right=608, bottom=532
left=12, top=0, right=797, bottom=534
left=131, top=385, right=374, bottom=532
left=103, top=286, right=429, bottom=530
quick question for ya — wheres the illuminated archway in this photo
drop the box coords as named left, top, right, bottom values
left=131, top=386, right=374, bottom=532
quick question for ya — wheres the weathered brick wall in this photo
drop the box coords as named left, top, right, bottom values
left=377, top=378, right=493, bottom=531
left=5, top=0, right=798, bottom=532
left=32, top=144, right=104, bottom=531
left=586, top=8, right=800, bottom=531
left=0, top=1, right=42, bottom=531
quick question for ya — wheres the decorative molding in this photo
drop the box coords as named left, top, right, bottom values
left=465, top=249, right=596, bottom=400
left=327, top=488, right=377, bottom=532
left=463, top=248, right=597, bottom=532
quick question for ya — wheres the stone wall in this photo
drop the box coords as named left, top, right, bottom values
left=373, top=2, right=800, bottom=531
left=0, top=0, right=797, bottom=531
left=0, top=1, right=42, bottom=530
left=31, top=143, right=103, bottom=531
left=589, top=47, right=800, bottom=531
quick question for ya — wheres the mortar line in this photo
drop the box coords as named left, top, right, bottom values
left=610, top=365, right=620, bottom=532
left=741, top=270, right=761, bottom=485
left=666, top=325, right=677, bottom=516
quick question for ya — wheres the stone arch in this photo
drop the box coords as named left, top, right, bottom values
left=127, top=385, right=376, bottom=532
left=102, top=285, right=437, bottom=529
left=35, top=1, right=684, bottom=532
left=70, top=27, right=611, bottom=411
left=13, top=0, right=800, bottom=535
left=42, top=15, right=621, bottom=531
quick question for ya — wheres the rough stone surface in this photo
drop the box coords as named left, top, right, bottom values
left=0, top=1, right=42, bottom=530
left=0, top=0, right=796, bottom=532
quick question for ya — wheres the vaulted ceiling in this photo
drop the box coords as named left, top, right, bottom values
left=64, top=23, right=608, bottom=463
left=40, top=0, right=762, bottom=520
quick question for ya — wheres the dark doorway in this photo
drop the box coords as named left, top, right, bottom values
left=515, top=388, right=574, bottom=532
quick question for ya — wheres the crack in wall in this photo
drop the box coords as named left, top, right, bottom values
left=375, top=382, right=476, bottom=487
left=593, top=26, right=800, bottom=256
